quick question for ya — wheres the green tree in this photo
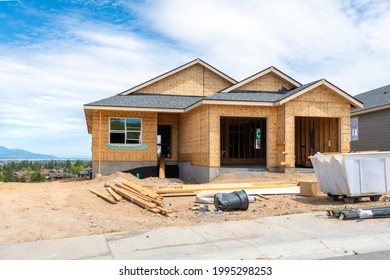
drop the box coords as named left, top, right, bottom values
left=30, top=171, right=46, bottom=182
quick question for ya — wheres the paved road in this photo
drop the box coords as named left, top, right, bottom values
left=1, top=212, right=390, bottom=260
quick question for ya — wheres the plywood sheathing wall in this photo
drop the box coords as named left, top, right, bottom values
left=178, top=105, right=210, bottom=166
left=136, top=64, right=234, bottom=97
left=91, top=110, right=158, bottom=162
left=283, top=85, right=351, bottom=168
left=235, top=72, right=296, bottom=92
left=158, top=113, right=179, bottom=161
left=208, top=104, right=280, bottom=169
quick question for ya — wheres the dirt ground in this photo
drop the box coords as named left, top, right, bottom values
left=0, top=171, right=389, bottom=245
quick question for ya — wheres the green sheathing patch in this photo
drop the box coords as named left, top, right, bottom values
left=105, top=143, right=148, bottom=150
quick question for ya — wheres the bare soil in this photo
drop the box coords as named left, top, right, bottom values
left=1, top=171, right=388, bottom=245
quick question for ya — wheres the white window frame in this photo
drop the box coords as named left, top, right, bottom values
left=109, top=117, right=142, bottom=145
left=350, top=117, right=358, bottom=141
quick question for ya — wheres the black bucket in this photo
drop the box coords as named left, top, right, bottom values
left=214, top=190, right=249, bottom=211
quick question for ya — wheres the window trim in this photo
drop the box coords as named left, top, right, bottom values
left=350, top=117, right=359, bottom=141
left=108, top=117, right=142, bottom=145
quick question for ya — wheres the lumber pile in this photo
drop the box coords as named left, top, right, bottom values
left=156, top=181, right=299, bottom=197
left=89, top=179, right=172, bottom=216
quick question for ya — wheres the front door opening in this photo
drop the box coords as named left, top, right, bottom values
left=157, top=125, right=171, bottom=158
left=220, top=117, right=266, bottom=165
left=295, top=116, right=339, bottom=167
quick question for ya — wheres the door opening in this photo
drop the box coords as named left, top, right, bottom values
left=220, top=117, right=266, bottom=165
left=295, top=116, right=339, bottom=167
left=157, top=125, right=171, bottom=158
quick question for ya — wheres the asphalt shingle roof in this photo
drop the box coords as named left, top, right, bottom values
left=85, top=93, right=203, bottom=110
left=85, top=80, right=359, bottom=110
left=205, top=90, right=283, bottom=103
left=352, top=84, right=390, bottom=113
left=205, top=80, right=321, bottom=103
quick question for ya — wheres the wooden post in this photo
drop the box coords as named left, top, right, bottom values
left=159, top=155, right=165, bottom=179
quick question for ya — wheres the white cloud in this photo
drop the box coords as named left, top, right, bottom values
left=0, top=12, right=190, bottom=157
left=131, top=0, right=390, bottom=93
left=1, top=0, right=390, bottom=157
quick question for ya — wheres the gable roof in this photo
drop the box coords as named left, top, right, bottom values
left=351, top=84, right=390, bottom=115
left=220, top=66, right=302, bottom=93
left=84, top=79, right=363, bottom=113
left=203, top=79, right=363, bottom=109
left=275, top=79, right=363, bottom=109
left=119, top=58, right=237, bottom=96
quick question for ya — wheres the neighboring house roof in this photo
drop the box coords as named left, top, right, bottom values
left=120, top=58, right=237, bottom=95
left=220, top=66, right=302, bottom=93
left=351, top=84, right=390, bottom=116
left=85, top=93, right=203, bottom=112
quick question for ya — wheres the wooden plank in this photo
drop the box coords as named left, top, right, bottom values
left=155, top=206, right=173, bottom=214
left=319, top=118, right=323, bottom=152
left=111, top=186, right=158, bottom=210
left=330, top=118, right=338, bottom=152
left=89, top=188, right=117, bottom=204
left=106, top=187, right=122, bottom=201
left=122, top=180, right=162, bottom=200
left=157, top=183, right=298, bottom=194
left=159, top=186, right=299, bottom=197
left=324, top=118, right=330, bottom=153
left=163, top=181, right=288, bottom=190
left=110, top=182, right=164, bottom=206
left=295, top=117, right=300, bottom=166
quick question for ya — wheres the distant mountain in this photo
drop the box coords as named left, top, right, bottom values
left=0, top=146, right=57, bottom=159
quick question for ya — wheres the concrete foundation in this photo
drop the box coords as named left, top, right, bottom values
left=92, top=161, right=219, bottom=183
left=178, top=162, right=219, bottom=183
left=92, top=161, right=157, bottom=178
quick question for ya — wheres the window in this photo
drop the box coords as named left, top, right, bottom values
left=350, top=117, right=358, bottom=141
left=109, top=118, right=142, bottom=145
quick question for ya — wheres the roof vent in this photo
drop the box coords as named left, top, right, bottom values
left=384, top=91, right=388, bottom=94
left=278, top=86, right=289, bottom=94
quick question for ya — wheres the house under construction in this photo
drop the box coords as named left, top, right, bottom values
left=84, top=59, right=363, bottom=183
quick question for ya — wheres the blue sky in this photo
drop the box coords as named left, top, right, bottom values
left=0, top=0, right=390, bottom=158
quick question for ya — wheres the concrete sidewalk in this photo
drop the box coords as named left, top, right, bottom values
left=1, top=212, right=390, bottom=260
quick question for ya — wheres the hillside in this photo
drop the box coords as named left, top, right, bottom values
left=0, top=146, right=57, bottom=159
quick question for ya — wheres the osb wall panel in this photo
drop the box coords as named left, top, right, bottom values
left=178, top=106, right=210, bottom=166
left=283, top=85, right=351, bottom=167
left=158, top=113, right=179, bottom=161
left=236, top=72, right=296, bottom=92
left=276, top=106, right=286, bottom=166
left=137, top=64, right=233, bottom=96
left=208, top=105, right=280, bottom=168
left=91, top=110, right=157, bottom=162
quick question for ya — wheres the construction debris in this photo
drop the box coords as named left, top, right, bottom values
left=327, top=205, right=390, bottom=220
left=195, top=190, right=259, bottom=204
left=214, top=190, right=250, bottom=211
